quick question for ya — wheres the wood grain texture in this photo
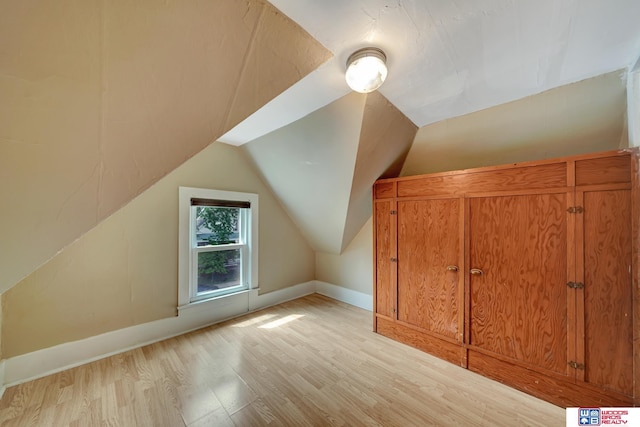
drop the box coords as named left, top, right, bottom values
left=574, top=190, right=586, bottom=383
left=373, top=148, right=639, bottom=406
left=374, top=200, right=394, bottom=319
left=467, top=350, right=633, bottom=408
left=468, top=193, right=568, bottom=375
left=397, top=163, right=567, bottom=198
left=397, top=198, right=462, bottom=340
left=374, top=182, right=395, bottom=199
left=376, top=318, right=466, bottom=367
left=566, top=189, right=578, bottom=382
left=575, top=154, right=631, bottom=186
left=632, top=151, right=640, bottom=405
left=582, top=189, right=633, bottom=396
left=0, top=295, right=566, bottom=426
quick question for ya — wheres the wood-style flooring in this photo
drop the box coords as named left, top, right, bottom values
left=0, top=294, right=566, bottom=426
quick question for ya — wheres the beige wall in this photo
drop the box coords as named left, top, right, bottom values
left=629, top=66, right=640, bottom=148
left=243, top=93, right=367, bottom=254
left=0, top=0, right=329, bottom=293
left=243, top=91, right=416, bottom=257
left=1, top=143, right=315, bottom=358
left=316, top=217, right=373, bottom=296
left=402, top=70, right=628, bottom=175
left=341, top=92, right=417, bottom=252
left=319, top=71, right=630, bottom=297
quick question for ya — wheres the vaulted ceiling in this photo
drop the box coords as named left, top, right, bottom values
left=222, top=0, right=640, bottom=254
left=0, top=0, right=331, bottom=291
left=223, top=0, right=640, bottom=141
left=2, top=0, right=640, bottom=292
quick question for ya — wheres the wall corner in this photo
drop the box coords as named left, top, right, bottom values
left=628, top=56, right=640, bottom=148
left=0, top=359, right=5, bottom=399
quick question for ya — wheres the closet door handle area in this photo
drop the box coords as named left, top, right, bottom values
left=470, top=268, right=484, bottom=276
left=446, top=265, right=459, bottom=272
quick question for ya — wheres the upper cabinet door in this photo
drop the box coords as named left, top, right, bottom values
left=468, top=192, right=569, bottom=376
left=397, top=198, right=463, bottom=341
left=580, top=188, right=633, bottom=396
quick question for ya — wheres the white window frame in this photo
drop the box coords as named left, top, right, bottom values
left=189, top=205, right=248, bottom=302
left=178, top=187, right=258, bottom=311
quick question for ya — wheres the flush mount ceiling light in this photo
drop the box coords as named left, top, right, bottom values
left=345, top=47, right=387, bottom=93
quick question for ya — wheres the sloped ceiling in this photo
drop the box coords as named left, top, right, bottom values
left=402, top=70, right=629, bottom=175
left=245, top=93, right=366, bottom=253
left=244, top=92, right=416, bottom=254
left=223, top=0, right=640, bottom=140
left=3, top=1, right=639, bottom=289
left=0, top=0, right=330, bottom=292
left=223, top=0, right=640, bottom=254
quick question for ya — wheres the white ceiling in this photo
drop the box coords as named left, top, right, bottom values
left=220, top=0, right=640, bottom=146
left=221, top=0, right=640, bottom=255
left=243, top=91, right=416, bottom=254
left=243, top=93, right=367, bottom=253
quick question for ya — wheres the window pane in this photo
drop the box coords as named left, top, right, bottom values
left=197, top=249, right=241, bottom=294
left=194, top=206, right=240, bottom=246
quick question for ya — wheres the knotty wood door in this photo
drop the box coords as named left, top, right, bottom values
left=578, top=188, right=633, bottom=396
left=468, top=192, right=569, bottom=376
left=397, top=198, right=464, bottom=341
left=374, top=199, right=395, bottom=320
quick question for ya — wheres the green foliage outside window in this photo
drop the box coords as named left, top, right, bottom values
left=196, top=207, right=239, bottom=276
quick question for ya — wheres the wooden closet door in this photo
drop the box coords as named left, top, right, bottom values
left=468, top=193, right=568, bottom=375
left=581, top=189, right=633, bottom=396
left=397, top=198, right=462, bottom=341
left=375, top=200, right=395, bottom=319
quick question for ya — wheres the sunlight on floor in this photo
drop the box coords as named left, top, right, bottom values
left=230, top=313, right=277, bottom=328
left=258, top=314, right=305, bottom=329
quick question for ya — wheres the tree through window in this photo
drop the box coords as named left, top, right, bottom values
left=178, top=188, right=258, bottom=310
left=188, top=197, right=252, bottom=301
left=195, top=206, right=241, bottom=294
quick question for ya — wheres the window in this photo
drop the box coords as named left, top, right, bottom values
left=179, top=187, right=258, bottom=308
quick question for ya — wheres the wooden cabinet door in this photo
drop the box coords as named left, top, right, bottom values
left=468, top=193, right=569, bottom=375
left=579, top=189, right=633, bottom=396
left=374, top=200, right=395, bottom=319
left=397, top=198, right=463, bottom=341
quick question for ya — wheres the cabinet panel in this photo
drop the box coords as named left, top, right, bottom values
left=397, top=163, right=567, bottom=197
left=377, top=318, right=466, bottom=366
left=373, top=149, right=638, bottom=407
left=575, top=156, right=631, bottom=186
left=374, top=182, right=395, bottom=199
left=469, top=193, right=568, bottom=375
left=467, top=350, right=633, bottom=407
left=583, top=190, right=633, bottom=396
left=374, top=200, right=394, bottom=318
left=397, top=199, right=462, bottom=340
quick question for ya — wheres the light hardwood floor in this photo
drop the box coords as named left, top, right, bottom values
left=0, top=294, right=566, bottom=426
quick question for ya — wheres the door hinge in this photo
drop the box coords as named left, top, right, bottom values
left=390, top=210, right=397, bottom=215
left=567, top=281, right=585, bottom=289
left=568, top=361, right=585, bottom=370
left=567, top=206, right=584, bottom=214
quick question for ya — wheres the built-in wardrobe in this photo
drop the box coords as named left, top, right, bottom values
left=373, top=149, right=639, bottom=407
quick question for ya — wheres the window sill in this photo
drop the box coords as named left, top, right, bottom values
left=177, top=289, right=253, bottom=316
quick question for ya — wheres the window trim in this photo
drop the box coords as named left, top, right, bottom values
left=178, top=187, right=258, bottom=310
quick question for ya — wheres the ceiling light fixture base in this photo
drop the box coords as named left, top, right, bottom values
left=345, top=47, right=388, bottom=93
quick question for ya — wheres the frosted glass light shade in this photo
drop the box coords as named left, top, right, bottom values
left=345, top=48, right=387, bottom=93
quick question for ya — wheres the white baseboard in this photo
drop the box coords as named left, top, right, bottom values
left=2, top=281, right=315, bottom=388
left=0, top=360, right=5, bottom=399
left=314, top=280, right=373, bottom=311
left=1, top=280, right=367, bottom=389
left=250, top=281, right=315, bottom=311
